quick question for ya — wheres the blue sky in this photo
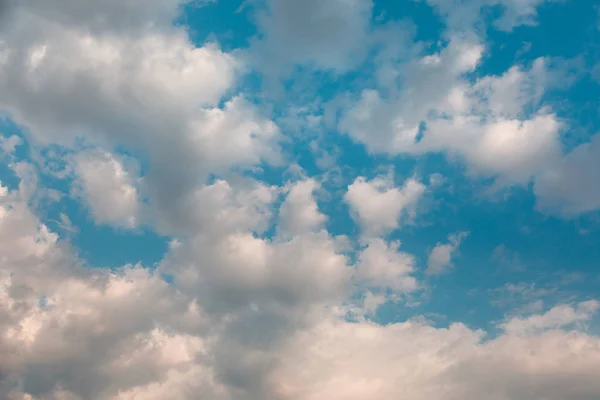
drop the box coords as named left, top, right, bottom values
left=1, top=0, right=600, bottom=398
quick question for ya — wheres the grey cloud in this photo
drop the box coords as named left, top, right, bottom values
left=250, top=0, right=373, bottom=76
left=534, top=134, right=600, bottom=215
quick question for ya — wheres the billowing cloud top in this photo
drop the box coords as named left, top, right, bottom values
left=0, top=0, right=600, bottom=399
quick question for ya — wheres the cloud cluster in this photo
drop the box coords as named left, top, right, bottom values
left=0, top=0, right=280, bottom=233
left=340, top=36, right=599, bottom=212
left=0, top=0, right=599, bottom=399
left=2, top=175, right=600, bottom=399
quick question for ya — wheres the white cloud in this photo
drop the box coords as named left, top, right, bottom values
left=0, top=0, right=281, bottom=230
left=425, top=113, right=562, bottom=184
left=361, top=291, right=387, bottom=315
left=272, top=304, right=600, bottom=400
left=501, top=300, right=600, bottom=336
left=187, top=96, right=282, bottom=171
left=73, top=150, right=140, bottom=228
left=160, top=225, right=351, bottom=315
left=340, top=38, right=486, bottom=155
left=155, top=177, right=278, bottom=236
left=345, top=174, right=426, bottom=237
left=153, top=175, right=350, bottom=316
left=339, top=36, right=599, bottom=215
left=2, top=27, right=238, bottom=143
left=338, top=5, right=600, bottom=217
left=426, top=232, right=469, bottom=276
left=0, top=181, right=224, bottom=399
left=153, top=177, right=352, bottom=398
left=354, top=239, right=418, bottom=293
left=278, top=179, right=327, bottom=238
left=341, top=43, right=563, bottom=185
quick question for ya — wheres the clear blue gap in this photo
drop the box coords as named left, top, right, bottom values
left=177, top=0, right=258, bottom=51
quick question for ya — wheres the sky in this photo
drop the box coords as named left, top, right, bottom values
left=0, top=0, right=600, bottom=399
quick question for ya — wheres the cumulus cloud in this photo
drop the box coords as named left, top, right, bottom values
left=341, top=42, right=563, bottom=184
left=426, top=232, right=469, bottom=276
left=1, top=25, right=238, bottom=144
left=72, top=150, right=141, bottom=228
left=159, top=179, right=350, bottom=314
left=0, top=178, right=232, bottom=399
left=277, top=179, right=327, bottom=238
left=354, top=239, right=418, bottom=293
left=0, top=0, right=280, bottom=236
left=345, top=174, right=426, bottom=237
left=1, top=0, right=599, bottom=398
left=338, top=33, right=600, bottom=214
left=340, top=38, right=486, bottom=155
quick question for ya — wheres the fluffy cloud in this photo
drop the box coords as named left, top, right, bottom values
left=277, top=179, right=327, bottom=237
left=159, top=177, right=350, bottom=313
left=341, top=42, right=562, bottom=184
left=354, top=239, right=418, bottom=293
left=72, top=150, right=140, bottom=228
left=0, top=177, right=224, bottom=399
left=340, top=38, right=486, bottom=155
left=1, top=24, right=238, bottom=144
left=345, top=174, right=426, bottom=237
left=426, top=232, right=469, bottom=276
left=272, top=302, right=600, bottom=400
left=338, top=34, right=600, bottom=213
left=0, top=0, right=280, bottom=236
left=157, top=178, right=278, bottom=236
